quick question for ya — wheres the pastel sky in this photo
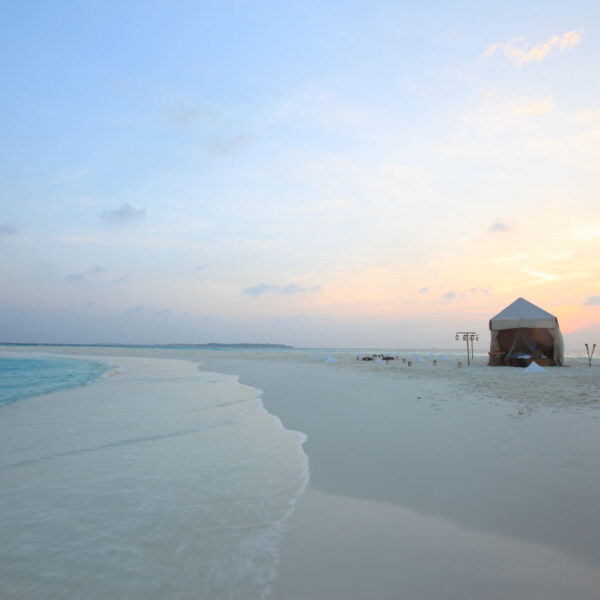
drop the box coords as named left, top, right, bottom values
left=1, top=1, right=599, bottom=348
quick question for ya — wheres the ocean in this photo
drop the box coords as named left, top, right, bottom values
left=0, top=355, right=108, bottom=405
left=0, top=352, right=308, bottom=600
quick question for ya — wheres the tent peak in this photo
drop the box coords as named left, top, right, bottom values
left=491, top=297, right=556, bottom=321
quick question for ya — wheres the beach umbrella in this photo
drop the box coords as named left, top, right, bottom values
left=413, top=356, right=425, bottom=363
left=374, top=357, right=384, bottom=364
left=324, top=355, right=338, bottom=363
left=438, top=355, right=448, bottom=361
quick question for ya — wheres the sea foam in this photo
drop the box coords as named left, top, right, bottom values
left=0, top=355, right=308, bottom=600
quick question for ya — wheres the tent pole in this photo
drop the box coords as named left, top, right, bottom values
left=455, top=331, right=478, bottom=366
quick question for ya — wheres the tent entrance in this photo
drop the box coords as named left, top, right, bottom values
left=490, top=327, right=556, bottom=366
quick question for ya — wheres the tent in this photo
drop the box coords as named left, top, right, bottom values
left=488, top=297, right=564, bottom=366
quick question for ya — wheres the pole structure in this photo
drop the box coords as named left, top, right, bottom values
left=585, top=343, right=596, bottom=367
left=455, top=331, right=479, bottom=367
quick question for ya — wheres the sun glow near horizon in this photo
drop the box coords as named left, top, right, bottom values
left=1, top=2, right=599, bottom=347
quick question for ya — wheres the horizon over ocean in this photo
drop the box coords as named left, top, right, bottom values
left=1, top=341, right=587, bottom=357
left=1, top=343, right=588, bottom=406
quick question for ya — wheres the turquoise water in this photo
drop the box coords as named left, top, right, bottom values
left=0, top=355, right=308, bottom=599
left=0, top=356, right=108, bottom=405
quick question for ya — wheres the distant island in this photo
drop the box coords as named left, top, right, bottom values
left=1, top=342, right=294, bottom=349
left=158, top=343, right=294, bottom=349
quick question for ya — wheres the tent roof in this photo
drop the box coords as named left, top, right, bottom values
left=489, top=297, right=558, bottom=330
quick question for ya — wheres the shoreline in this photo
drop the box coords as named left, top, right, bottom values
left=0, top=350, right=308, bottom=600
left=2, top=346, right=600, bottom=598
left=193, top=352, right=600, bottom=599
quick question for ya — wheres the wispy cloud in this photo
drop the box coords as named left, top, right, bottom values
left=547, top=251, right=575, bottom=262
left=244, top=283, right=271, bottom=296
left=207, top=135, right=253, bottom=158
left=279, top=283, right=306, bottom=295
left=521, top=269, right=561, bottom=283
left=418, top=287, right=429, bottom=294
left=66, top=267, right=130, bottom=285
left=243, top=283, right=322, bottom=296
left=574, top=108, right=597, bottom=124
left=164, top=101, right=215, bottom=127
left=489, top=218, right=517, bottom=233
left=65, top=266, right=105, bottom=284
left=441, top=291, right=456, bottom=301
left=515, top=97, right=555, bottom=119
left=584, top=296, right=600, bottom=306
left=100, top=203, right=146, bottom=226
left=480, top=29, right=583, bottom=67
left=0, top=223, right=17, bottom=236
left=456, top=89, right=556, bottom=133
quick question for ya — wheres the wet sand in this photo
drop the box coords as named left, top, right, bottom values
left=4, top=346, right=600, bottom=599
left=197, top=351, right=600, bottom=600
left=0, top=351, right=307, bottom=600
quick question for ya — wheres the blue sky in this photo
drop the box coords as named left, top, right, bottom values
left=1, top=1, right=599, bottom=346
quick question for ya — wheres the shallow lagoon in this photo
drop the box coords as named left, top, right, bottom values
left=0, top=353, right=307, bottom=600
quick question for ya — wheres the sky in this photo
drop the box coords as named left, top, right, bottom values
left=1, top=0, right=599, bottom=348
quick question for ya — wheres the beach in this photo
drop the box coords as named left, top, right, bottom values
left=0, top=350, right=307, bottom=600
left=5, top=2, right=600, bottom=598
left=2, top=346, right=600, bottom=599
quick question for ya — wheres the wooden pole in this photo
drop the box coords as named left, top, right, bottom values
left=585, top=343, right=596, bottom=367
left=456, top=331, right=477, bottom=367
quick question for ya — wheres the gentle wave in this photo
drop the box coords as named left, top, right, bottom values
left=0, top=355, right=108, bottom=405
left=0, top=356, right=309, bottom=600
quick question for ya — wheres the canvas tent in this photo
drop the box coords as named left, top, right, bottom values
left=489, top=297, right=564, bottom=366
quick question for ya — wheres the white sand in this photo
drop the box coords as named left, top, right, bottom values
left=188, top=350, right=600, bottom=600
left=3, top=346, right=600, bottom=599
left=0, top=352, right=307, bottom=600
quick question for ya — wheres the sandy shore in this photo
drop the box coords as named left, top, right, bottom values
left=0, top=351, right=307, bottom=600
left=3, top=346, right=600, bottom=599
left=192, top=351, right=600, bottom=600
